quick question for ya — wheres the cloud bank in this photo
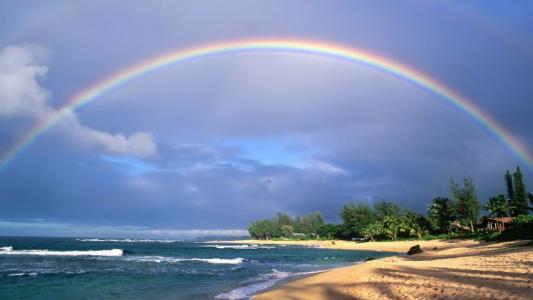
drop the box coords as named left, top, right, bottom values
left=0, top=45, right=157, bottom=158
left=0, top=220, right=248, bottom=239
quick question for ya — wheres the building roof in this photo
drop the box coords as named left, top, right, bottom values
left=487, top=217, right=514, bottom=223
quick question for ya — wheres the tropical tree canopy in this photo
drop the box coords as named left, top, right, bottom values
left=339, top=203, right=377, bottom=237
left=483, top=194, right=510, bottom=217
left=450, top=177, right=480, bottom=231
left=511, top=167, right=528, bottom=216
left=428, top=197, right=455, bottom=232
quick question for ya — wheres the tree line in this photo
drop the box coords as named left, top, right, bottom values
left=248, top=212, right=324, bottom=240
left=248, top=166, right=533, bottom=241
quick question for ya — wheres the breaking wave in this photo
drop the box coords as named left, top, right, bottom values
left=124, top=256, right=245, bottom=265
left=215, top=268, right=327, bottom=299
left=0, top=246, right=123, bottom=257
left=77, top=238, right=177, bottom=243
left=215, top=269, right=289, bottom=299
left=206, top=244, right=275, bottom=250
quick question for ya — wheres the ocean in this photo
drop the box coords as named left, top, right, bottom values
left=0, top=236, right=393, bottom=299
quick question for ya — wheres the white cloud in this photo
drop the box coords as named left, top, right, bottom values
left=0, top=45, right=50, bottom=117
left=0, top=45, right=157, bottom=158
left=57, top=110, right=157, bottom=158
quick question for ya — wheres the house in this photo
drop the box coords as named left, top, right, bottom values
left=486, top=217, right=514, bottom=232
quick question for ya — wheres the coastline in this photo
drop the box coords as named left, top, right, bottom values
left=209, top=238, right=479, bottom=253
left=255, top=268, right=334, bottom=297
left=251, top=240, right=532, bottom=300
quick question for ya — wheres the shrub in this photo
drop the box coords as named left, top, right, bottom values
left=496, top=215, right=533, bottom=240
left=514, top=214, right=533, bottom=225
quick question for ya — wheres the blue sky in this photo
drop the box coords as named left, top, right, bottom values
left=0, top=1, right=532, bottom=238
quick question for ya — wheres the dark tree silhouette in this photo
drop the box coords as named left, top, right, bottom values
left=511, top=167, right=528, bottom=216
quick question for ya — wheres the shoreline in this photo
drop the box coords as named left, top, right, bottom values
left=208, top=239, right=478, bottom=298
left=251, top=240, right=532, bottom=300
left=257, top=268, right=334, bottom=297
left=208, top=238, right=479, bottom=253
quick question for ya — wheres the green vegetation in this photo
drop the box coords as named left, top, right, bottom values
left=339, top=202, right=377, bottom=238
left=505, top=170, right=514, bottom=204
left=450, top=177, right=480, bottom=232
left=491, top=215, right=533, bottom=241
left=483, top=194, right=509, bottom=217
left=513, top=167, right=528, bottom=215
left=507, top=166, right=529, bottom=216
left=248, top=166, right=532, bottom=242
left=248, top=211, right=324, bottom=240
left=428, top=197, right=456, bottom=232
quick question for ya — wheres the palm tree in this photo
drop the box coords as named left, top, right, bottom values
left=383, top=216, right=402, bottom=240
left=402, top=212, right=430, bottom=240
left=483, top=194, right=510, bottom=217
left=427, top=197, right=455, bottom=232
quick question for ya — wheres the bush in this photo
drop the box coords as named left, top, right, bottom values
left=514, top=214, right=533, bottom=225
left=495, top=215, right=533, bottom=241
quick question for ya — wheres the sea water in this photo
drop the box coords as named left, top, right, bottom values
left=0, top=236, right=393, bottom=299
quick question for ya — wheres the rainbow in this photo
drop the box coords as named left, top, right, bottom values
left=1, top=38, right=531, bottom=169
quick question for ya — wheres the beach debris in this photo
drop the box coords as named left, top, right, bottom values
left=407, top=245, right=423, bottom=255
left=363, top=256, right=376, bottom=262
left=448, top=220, right=472, bottom=233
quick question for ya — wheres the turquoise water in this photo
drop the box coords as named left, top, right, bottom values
left=0, top=236, right=393, bottom=299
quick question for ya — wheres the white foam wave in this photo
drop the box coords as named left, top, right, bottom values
left=77, top=238, right=177, bottom=243
left=215, top=268, right=329, bottom=299
left=6, top=272, right=38, bottom=277
left=215, top=269, right=289, bottom=299
left=124, top=256, right=245, bottom=265
left=0, top=248, right=123, bottom=257
left=4, top=269, right=88, bottom=276
left=194, top=258, right=245, bottom=264
left=207, top=244, right=275, bottom=250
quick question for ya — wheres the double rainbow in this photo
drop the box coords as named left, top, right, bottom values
left=1, top=39, right=531, bottom=169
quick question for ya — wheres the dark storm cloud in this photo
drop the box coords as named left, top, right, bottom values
left=0, top=1, right=532, bottom=236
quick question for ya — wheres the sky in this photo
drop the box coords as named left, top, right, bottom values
left=0, top=1, right=532, bottom=238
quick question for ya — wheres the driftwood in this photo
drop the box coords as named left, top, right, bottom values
left=448, top=220, right=472, bottom=233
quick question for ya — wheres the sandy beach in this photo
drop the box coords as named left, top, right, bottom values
left=220, top=239, right=480, bottom=253
left=223, top=239, right=533, bottom=299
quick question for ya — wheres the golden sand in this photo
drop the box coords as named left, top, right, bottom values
left=219, top=239, right=532, bottom=299
left=221, top=239, right=479, bottom=253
